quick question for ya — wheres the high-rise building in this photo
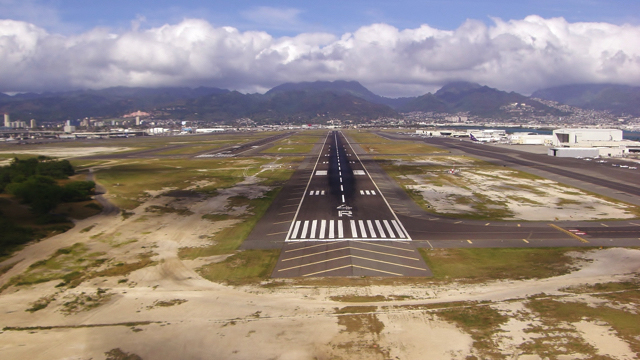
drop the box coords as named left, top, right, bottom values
left=30, top=119, right=37, bottom=129
left=4, top=114, right=9, bottom=128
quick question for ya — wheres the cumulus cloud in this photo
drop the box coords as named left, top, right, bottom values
left=1, top=16, right=640, bottom=96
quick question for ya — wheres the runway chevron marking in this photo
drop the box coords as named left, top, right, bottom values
left=282, top=247, right=349, bottom=261
left=281, top=246, right=419, bottom=262
left=278, top=256, right=352, bottom=272
left=358, top=241, right=414, bottom=252
left=284, top=241, right=345, bottom=253
left=350, top=256, right=427, bottom=271
left=351, top=246, right=420, bottom=260
left=301, top=264, right=405, bottom=277
left=278, top=255, right=424, bottom=276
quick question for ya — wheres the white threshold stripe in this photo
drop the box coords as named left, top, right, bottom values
left=359, top=220, right=368, bottom=238
left=350, top=220, right=358, bottom=238
left=286, top=219, right=409, bottom=241
left=301, top=220, right=309, bottom=239
left=310, top=220, right=317, bottom=239
left=286, top=238, right=409, bottom=242
left=391, top=220, right=406, bottom=238
left=375, top=220, right=386, bottom=238
left=319, top=220, right=326, bottom=239
left=383, top=220, right=396, bottom=239
left=291, top=221, right=301, bottom=239
left=367, top=220, right=377, bottom=238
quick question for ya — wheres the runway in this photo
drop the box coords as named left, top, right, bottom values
left=244, top=131, right=431, bottom=277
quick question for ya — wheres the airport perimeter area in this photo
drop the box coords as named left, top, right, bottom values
left=1, top=130, right=640, bottom=359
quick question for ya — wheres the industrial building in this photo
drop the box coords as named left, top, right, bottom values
left=548, top=147, right=627, bottom=158
left=548, top=128, right=640, bottom=157
left=508, top=132, right=554, bottom=145
left=552, top=128, right=622, bottom=146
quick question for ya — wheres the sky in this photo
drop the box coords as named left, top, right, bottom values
left=1, top=0, right=640, bottom=97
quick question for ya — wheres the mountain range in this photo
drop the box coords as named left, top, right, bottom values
left=1, top=81, right=637, bottom=123
left=531, top=84, right=640, bottom=116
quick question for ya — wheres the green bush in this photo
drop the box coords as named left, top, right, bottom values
left=6, top=176, right=64, bottom=214
left=0, top=157, right=74, bottom=192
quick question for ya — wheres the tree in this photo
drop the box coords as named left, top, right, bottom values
left=62, top=181, right=96, bottom=202
left=6, top=176, right=64, bottom=214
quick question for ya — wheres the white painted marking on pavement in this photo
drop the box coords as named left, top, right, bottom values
left=319, top=220, right=326, bottom=239
left=375, top=220, right=386, bottom=237
left=291, top=221, right=301, bottom=239
left=383, top=220, right=396, bottom=238
left=329, top=220, right=335, bottom=239
left=391, top=220, right=406, bottom=239
left=350, top=220, right=358, bottom=238
left=359, top=220, right=367, bottom=238
left=310, top=220, right=317, bottom=239
left=367, top=220, right=377, bottom=238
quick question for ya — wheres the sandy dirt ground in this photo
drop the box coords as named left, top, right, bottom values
left=0, top=147, right=135, bottom=161
left=1, top=169, right=639, bottom=359
left=405, top=168, right=637, bottom=220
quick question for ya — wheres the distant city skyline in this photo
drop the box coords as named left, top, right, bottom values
left=1, top=0, right=639, bottom=97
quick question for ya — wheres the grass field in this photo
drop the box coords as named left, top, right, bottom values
left=343, top=130, right=445, bottom=154
left=419, top=247, right=584, bottom=283
left=262, top=132, right=325, bottom=154
left=197, top=249, right=281, bottom=285
left=154, top=144, right=227, bottom=155
left=87, top=158, right=273, bottom=209
left=343, top=131, right=394, bottom=144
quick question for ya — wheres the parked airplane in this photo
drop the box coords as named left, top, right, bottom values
left=469, top=133, right=498, bottom=142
